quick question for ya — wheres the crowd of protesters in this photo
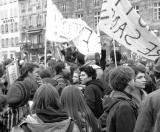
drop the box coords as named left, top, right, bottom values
left=0, top=46, right=160, bottom=132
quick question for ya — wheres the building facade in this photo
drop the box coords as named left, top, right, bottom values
left=0, top=0, right=20, bottom=61
left=18, top=0, right=47, bottom=61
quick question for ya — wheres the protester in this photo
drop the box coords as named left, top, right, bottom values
left=0, top=94, right=8, bottom=132
left=84, top=53, right=103, bottom=80
left=128, top=64, right=147, bottom=107
left=53, top=60, right=70, bottom=95
left=80, top=66, right=104, bottom=118
left=61, top=85, right=100, bottom=132
left=101, top=66, right=138, bottom=132
left=134, top=57, right=160, bottom=132
left=102, top=50, right=122, bottom=95
left=153, top=109, right=160, bottom=132
left=12, top=84, right=80, bottom=132
left=72, top=69, right=80, bottom=84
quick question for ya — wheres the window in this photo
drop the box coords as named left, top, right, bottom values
left=76, top=13, right=83, bottom=19
left=62, top=3, right=66, bottom=12
left=153, top=2, right=160, bottom=20
left=94, top=0, right=100, bottom=6
left=29, top=16, right=33, bottom=27
left=14, top=8, right=18, bottom=17
left=1, top=25, right=4, bottom=34
left=15, top=37, right=18, bottom=46
left=11, top=37, right=14, bottom=47
left=2, top=39, right=4, bottom=48
left=21, top=3, right=26, bottom=13
left=37, top=14, right=42, bottom=26
left=94, top=11, right=100, bottom=27
left=5, top=24, right=8, bottom=33
left=134, top=5, right=139, bottom=14
left=77, top=0, right=82, bottom=10
left=15, top=23, right=18, bottom=32
left=6, top=38, right=8, bottom=47
left=11, top=23, right=14, bottom=32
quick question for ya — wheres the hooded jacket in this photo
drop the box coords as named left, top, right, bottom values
left=102, top=91, right=138, bottom=132
left=84, top=79, right=104, bottom=118
left=18, top=107, right=80, bottom=132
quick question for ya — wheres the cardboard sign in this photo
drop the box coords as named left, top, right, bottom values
left=99, top=0, right=160, bottom=60
left=6, top=61, right=19, bottom=86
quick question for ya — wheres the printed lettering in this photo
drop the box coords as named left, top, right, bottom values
left=126, top=6, right=134, bottom=15
left=115, top=0, right=121, bottom=6
left=110, top=16, right=120, bottom=29
left=125, top=29, right=141, bottom=45
left=113, top=23, right=127, bottom=38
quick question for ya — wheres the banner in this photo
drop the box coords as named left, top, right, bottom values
left=99, top=0, right=160, bottom=60
left=46, top=0, right=85, bottom=42
left=73, top=25, right=101, bottom=55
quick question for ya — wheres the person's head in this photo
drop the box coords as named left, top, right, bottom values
left=20, top=62, right=40, bottom=81
left=61, top=85, right=97, bottom=131
left=0, top=94, right=7, bottom=113
left=32, top=84, right=61, bottom=113
left=109, top=66, right=135, bottom=91
left=132, top=64, right=146, bottom=89
left=72, top=70, right=80, bottom=84
left=47, top=59, right=57, bottom=77
left=39, top=69, right=51, bottom=79
left=55, top=61, right=65, bottom=75
left=80, top=66, right=96, bottom=84
left=110, top=50, right=122, bottom=63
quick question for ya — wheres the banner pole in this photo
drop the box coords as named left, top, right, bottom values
left=113, top=40, right=117, bottom=67
left=44, top=38, right=47, bottom=68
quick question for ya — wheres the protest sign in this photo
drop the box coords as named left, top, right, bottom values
left=46, top=0, right=85, bottom=42
left=6, top=61, right=19, bottom=86
left=73, top=25, right=101, bottom=55
left=99, top=0, right=160, bottom=60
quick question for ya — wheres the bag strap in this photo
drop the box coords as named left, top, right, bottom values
left=66, top=119, right=74, bottom=132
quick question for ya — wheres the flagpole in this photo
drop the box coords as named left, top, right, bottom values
left=44, top=38, right=47, bottom=68
left=113, top=39, right=117, bottom=67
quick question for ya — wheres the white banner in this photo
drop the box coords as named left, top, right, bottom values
left=99, top=0, right=160, bottom=60
left=46, top=0, right=85, bottom=42
left=73, top=25, right=101, bottom=55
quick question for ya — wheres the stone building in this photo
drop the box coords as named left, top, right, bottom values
left=0, top=0, right=20, bottom=61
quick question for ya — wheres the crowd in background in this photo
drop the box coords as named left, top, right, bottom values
left=0, top=46, right=160, bottom=132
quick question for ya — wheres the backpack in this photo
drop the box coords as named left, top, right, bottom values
left=11, top=119, right=75, bottom=132
left=99, top=97, right=138, bottom=132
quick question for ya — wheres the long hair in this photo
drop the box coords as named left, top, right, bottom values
left=61, top=85, right=99, bottom=131
left=32, top=83, right=62, bottom=113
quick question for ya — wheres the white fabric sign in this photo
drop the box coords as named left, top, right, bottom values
left=99, top=0, right=160, bottom=60
left=46, top=0, right=85, bottom=42
left=73, top=25, right=101, bottom=55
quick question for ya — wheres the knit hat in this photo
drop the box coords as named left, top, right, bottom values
left=154, top=57, right=160, bottom=73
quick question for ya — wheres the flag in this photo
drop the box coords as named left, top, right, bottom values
left=46, top=0, right=67, bottom=42
left=99, top=0, right=160, bottom=60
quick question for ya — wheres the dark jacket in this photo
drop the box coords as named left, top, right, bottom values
left=134, top=89, right=160, bottom=132
left=84, top=79, right=104, bottom=118
left=103, top=91, right=138, bottom=132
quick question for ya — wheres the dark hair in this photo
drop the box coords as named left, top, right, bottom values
left=109, top=66, right=135, bottom=91
left=40, top=69, right=51, bottom=79
left=80, top=66, right=97, bottom=79
left=110, top=50, right=122, bottom=62
left=0, top=94, right=7, bottom=112
left=132, top=63, right=146, bottom=76
left=154, top=71, right=160, bottom=80
left=55, top=61, right=65, bottom=75
left=19, top=62, right=39, bottom=81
